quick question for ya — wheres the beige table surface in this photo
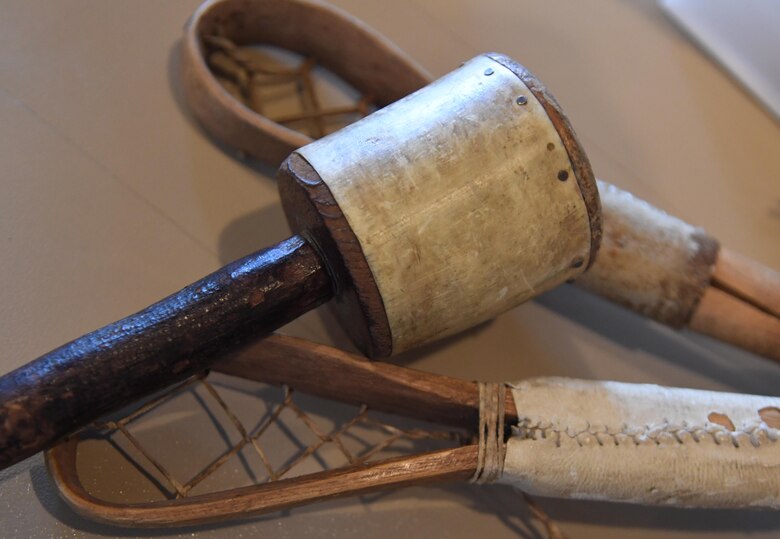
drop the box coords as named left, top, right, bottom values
left=1, top=0, right=779, bottom=537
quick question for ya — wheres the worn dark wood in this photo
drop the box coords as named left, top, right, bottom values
left=278, top=153, right=393, bottom=358
left=47, top=438, right=478, bottom=527
left=486, top=53, right=602, bottom=268
left=0, top=236, right=331, bottom=470
left=216, top=333, right=518, bottom=429
left=678, top=230, right=721, bottom=327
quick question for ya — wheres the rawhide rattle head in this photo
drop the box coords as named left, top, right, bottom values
left=278, top=53, right=601, bottom=357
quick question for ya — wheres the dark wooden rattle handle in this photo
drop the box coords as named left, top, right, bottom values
left=0, top=236, right=331, bottom=470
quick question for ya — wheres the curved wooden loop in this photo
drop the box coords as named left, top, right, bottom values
left=181, top=0, right=431, bottom=165
left=46, top=437, right=478, bottom=528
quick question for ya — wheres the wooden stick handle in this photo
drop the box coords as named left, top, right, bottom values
left=688, top=247, right=780, bottom=363
left=0, top=235, right=331, bottom=470
left=690, top=286, right=780, bottom=363
left=216, top=333, right=518, bottom=429
left=710, top=247, right=780, bottom=320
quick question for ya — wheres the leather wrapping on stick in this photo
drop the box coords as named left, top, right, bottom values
left=576, top=180, right=719, bottom=327
left=499, top=377, right=780, bottom=508
left=297, top=55, right=594, bottom=353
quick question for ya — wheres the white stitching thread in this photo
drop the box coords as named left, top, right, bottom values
left=513, top=419, right=780, bottom=448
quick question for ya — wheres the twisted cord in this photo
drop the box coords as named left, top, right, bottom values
left=470, top=382, right=506, bottom=484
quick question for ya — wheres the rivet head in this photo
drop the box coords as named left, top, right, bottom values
left=516, top=95, right=528, bottom=105
left=557, top=170, right=569, bottom=182
left=484, top=67, right=494, bottom=76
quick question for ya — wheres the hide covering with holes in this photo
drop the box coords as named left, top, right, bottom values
left=499, top=377, right=780, bottom=508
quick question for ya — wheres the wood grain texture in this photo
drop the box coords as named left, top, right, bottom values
left=215, top=333, right=518, bottom=429
left=46, top=439, right=478, bottom=527
left=44, top=333, right=518, bottom=527
left=181, top=0, right=431, bottom=165
left=0, top=236, right=331, bottom=470
left=690, top=286, right=780, bottom=364
left=711, top=247, right=780, bottom=320
left=45, top=335, right=780, bottom=527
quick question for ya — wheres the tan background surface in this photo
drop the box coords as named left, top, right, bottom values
left=0, top=0, right=779, bottom=537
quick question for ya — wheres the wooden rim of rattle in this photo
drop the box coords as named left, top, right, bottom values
left=486, top=53, right=601, bottom=262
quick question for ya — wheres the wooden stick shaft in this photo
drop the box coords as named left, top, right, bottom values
left=216, top=334, right=518, bottom=429
left=0, top=235, right=332, bottom=470
left=711, top=247, right=780, bottom=320
left=690, top=286, right=780, bottom=363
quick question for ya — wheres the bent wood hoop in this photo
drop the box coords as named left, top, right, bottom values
left=46, top=334, right=780, bottom=527
left=181, top=0, right=432, bottom=165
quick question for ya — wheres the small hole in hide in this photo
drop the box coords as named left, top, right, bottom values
left=759, top=407, right=780, bottom=429
left=707, top=412, right=735, bottom=431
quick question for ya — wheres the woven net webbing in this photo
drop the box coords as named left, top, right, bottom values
left=74, top=371, right=466, bottom=503
left=71, top=370, right=567, bottom=538
left=204, top=35, right=374, bottom=140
